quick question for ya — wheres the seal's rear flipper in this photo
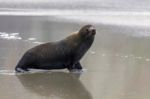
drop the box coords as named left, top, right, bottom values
left=15, top=67, right=29, bottom=73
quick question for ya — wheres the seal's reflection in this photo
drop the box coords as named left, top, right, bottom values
left=17, top=72, right=92, bottom=99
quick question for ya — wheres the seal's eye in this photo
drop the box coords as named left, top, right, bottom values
left=86, top=29, right=89, bottom=32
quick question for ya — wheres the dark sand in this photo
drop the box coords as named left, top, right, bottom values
left=0, top=16, right=150, bottom=99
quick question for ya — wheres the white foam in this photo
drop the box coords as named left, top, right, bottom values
left=90, top=51, right=96, bottom=54
left=27, top=38, right=36, bottom=41
left=0, top=70, right=16, bottom=75
left=145, top=58, right=150, bottom=62
left=0, top=9, right=150, bottom=16
left=0, top=32, right=22, bottom=40
left=32, top=41, right=44, bottom=44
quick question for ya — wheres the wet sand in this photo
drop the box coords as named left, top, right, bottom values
left=0, top=16, right=150, bottom=99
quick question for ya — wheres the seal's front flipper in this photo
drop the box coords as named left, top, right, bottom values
left=68, top=62, right=83, bottom=72
left=74, top=62, right=82, bottom=69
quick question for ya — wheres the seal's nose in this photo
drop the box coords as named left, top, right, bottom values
left=91, top=29, right=96, bottom=35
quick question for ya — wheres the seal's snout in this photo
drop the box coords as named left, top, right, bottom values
left=91, top=29, right=96, bottom=35
left=89, top=26, right=96, bottom=35
left=89, top=28, right=96, bottom=36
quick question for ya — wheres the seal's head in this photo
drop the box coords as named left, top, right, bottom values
left=79, top=24, right=96, bottom=39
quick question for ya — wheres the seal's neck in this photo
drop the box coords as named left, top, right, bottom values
left=73, top=36, right=94, bottom=61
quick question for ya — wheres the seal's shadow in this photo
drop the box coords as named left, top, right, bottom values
left=17, top=72, right=92, bottom=99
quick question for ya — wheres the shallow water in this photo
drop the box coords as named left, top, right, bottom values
left=0, top=16, right=150, bottom=99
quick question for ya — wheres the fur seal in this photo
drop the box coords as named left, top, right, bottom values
left=15, top=25, right=96, bottom=72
